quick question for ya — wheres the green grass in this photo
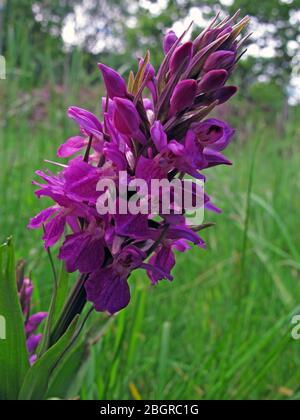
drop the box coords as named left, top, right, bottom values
left=1, top=50, right=300, bottom=400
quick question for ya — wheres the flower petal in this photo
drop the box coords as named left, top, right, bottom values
left=86, top=268, right=131, bottom=314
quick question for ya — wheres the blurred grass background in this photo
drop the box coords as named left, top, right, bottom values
left=1, top=0, right=300, bottom=400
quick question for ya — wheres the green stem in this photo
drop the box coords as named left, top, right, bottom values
left=49, top=274, right=88, bottom=346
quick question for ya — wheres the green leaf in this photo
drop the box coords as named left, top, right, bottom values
left=38, top=262, right=69, bottom=356
left=18, top=315, right=79, bottom=400
left=47, top=315, right=113, bottom=399
left=46, top=341, right=89, bottom=399
left=0, top=239, right=30, bottom=400
left=53, top=262, right=70, bottom=325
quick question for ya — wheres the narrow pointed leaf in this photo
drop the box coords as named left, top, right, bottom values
left=18, top=315, right=79, bottom=400
left=38, top=262, right=69, bottom=356
left=132, top=51, right=150, bottom=95
left=0, top=239, right=30, bottom=401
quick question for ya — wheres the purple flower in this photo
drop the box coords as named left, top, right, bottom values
left=17, top=275, right=47, bottom=364
left=25, top=313, right=48, bottom=336
left=85, top=246, right=145, bottom=313
left=58, top=224, right=105, bottom=274
left=29, top=11, right=249, bottom=316
left=192, top=119, right=235, bottom=151
left=68, top=106, right=103, bottom=139
left=27, top=334, right=43, bottom=355
left=86, top=246, right=170, bottom=313
left=113, top=98, right=146, bottom=144
left=147, top=245, right=175, bottom=284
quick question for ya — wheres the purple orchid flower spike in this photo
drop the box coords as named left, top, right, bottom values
left=29, top=10, right=250, bottom=326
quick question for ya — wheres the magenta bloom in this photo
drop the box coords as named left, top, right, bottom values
left=18, top=276, right=47, bottom=364
left=29, top=12, right=249, bottom=314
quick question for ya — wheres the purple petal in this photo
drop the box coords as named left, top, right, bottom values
left=28, top=207, right=57, bottom=229
left=29, top=355, right=38, bottom=366
left=205, top=200, right=222, bottom=214
left=104, top=142, right=128, bottom=171
left=114, top=213, right=150, bottom=239
left=163, top=31, right=179, bottom=54
left=25, top=313, right=47, bottom=336
left=198, top=119, right=235, bottom=151
left=58, top=232, right=105, bottom=274
left=147, top=246, right=175, bottom=284
left=170, top=42, right=193, bottom=75
left=113, top=98, right=145, bottom=143
left=68, top=106, right=103, bottom=138
left=27, top=334, right=42, bottom=355
left=192, top=119, right=226, bottom=149
left=85, top=268, right=131, bottom=314
left=197, top=69, right=228, bottom=94
left=116, top=246, right=146, bottom=271
left=43, top=213, right=66, bottom=248
left=204, top=149, right=232, bottom=167
left=203, top=50, right=236, bottom=72
left=64, top=158, right=102, bottom=203
left=151, top=121, right=168, bottom=152
left=210, top=85, right=238, bottom=105
left=57, top=136, right=86, bottom=158
left=167, top=225, right=204, bottom=246
left=98, top=63, right=128, bottom=99
left=136, top=156, right=168, bottom=184
left=170, top=79, right=197, bottom=115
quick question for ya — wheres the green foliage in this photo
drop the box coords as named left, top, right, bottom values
left=0, top=239, right=30, bottom=400
left=18, top=315, right=79, bottom=400
left=249, top=81, right=285, bottom=112
left=2, top=0, right=299, bottom=95
left=1, top=0, right=300, bottom=401
left=2, top=98, right=300, bottom=398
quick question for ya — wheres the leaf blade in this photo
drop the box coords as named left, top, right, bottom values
left=0, top=239, right=30, bottom=400
left=18, top=315, right=79, bottom=400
